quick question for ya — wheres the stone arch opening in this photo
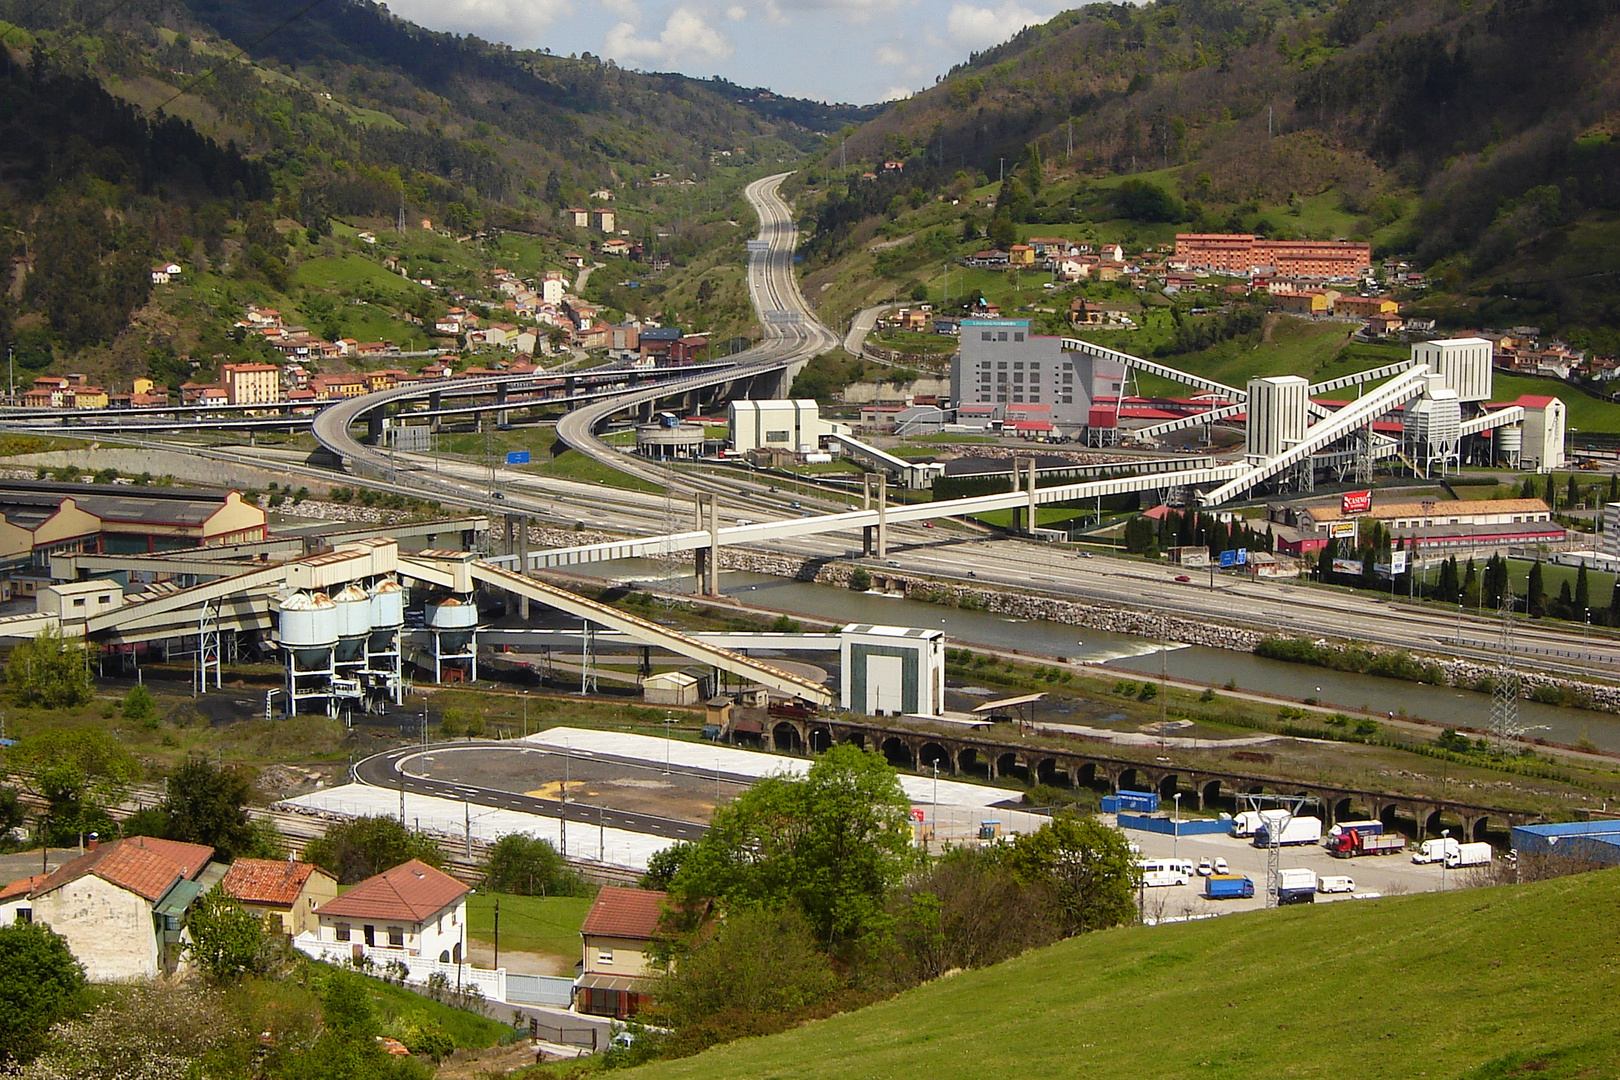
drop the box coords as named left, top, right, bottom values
left=1202, top=780, right=1228, bottom=815
left=1077, top=762, right=1109, bottom=794
left=920, top=742, right=951, bottom=772
left=958, top=747, right=989, bottom=780
left=1423, top=808, right=1448, bottom=838
left=1158, top=773, right=1182, bottom=800
left=997, top=753, right=1029, bottom=783
left=1333, top=798, right=1355, bottom=825
left=730, top=725, right=764, bottom=749
left=844, top=732, right=866, bottom=750
left=773, top=722, right=803, bottom=753
left=1036, top=758, right=1070, bottom=787
left=1117, top=767, right=1142, bottom=794
left=881, top=737, right=915, bottom=770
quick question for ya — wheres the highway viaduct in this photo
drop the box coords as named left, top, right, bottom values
left=750, top=716, right=1541, bottom=844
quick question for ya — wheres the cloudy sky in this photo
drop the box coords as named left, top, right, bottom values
left=380, top=0, right=1078, bottom=105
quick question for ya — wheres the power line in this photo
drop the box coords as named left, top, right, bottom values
left=41, top=0, right=144, bottom=61
left=0, top=0, right=61, bottom=47
left=152, top=0, right=332, bottom=115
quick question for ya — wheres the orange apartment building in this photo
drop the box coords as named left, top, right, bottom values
left=1174, top=234, right=1372, bottom=280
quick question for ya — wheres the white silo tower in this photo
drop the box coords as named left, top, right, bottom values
left=425, top=594, right=480, bottom=684
left=278, top=591, right=338, bottom=716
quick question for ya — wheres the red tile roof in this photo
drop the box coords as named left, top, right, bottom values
left=0, top=874, right=47, bottom=902
left=580, top=886, right=667, bottom=941
left=315, top=860, right=467, bottom=923
left=31, top=836, right=214, bottom=903
left=222, top=859, right=327, bottom=906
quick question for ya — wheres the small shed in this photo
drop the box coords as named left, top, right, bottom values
left=642, top=670, right=701, bottom=706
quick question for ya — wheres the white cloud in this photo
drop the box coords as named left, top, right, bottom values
left=601, top=0, right=641, bottom=20
left=880, top=84, right=915, bottom=102
left=603, top=6, right=735, bottom=65
left=874, top=43, right=910, bottom=66
left=381, top=0, right=572, bottom=45
left=943, top=0, right=1049, bottom=50
left=724, top=4, right=747, bottom=18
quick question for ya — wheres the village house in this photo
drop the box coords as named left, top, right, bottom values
left=563, top=208, right=591, bottom=228
left=591, top=208, right=616, bottom=233
left=575, top=886, right=666, bottom=1019
left=150, top=262, right=182, bottom=285
left=220, top=859, right=337, bottom=937
left=27, top=836, right=215, bottom=982
left=309, top=859, right=469, bottom=963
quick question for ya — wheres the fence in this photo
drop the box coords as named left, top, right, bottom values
left=1117, top=813, right=1231, bottom=837
left=507, top=973, right=577, bottom=1007
left=532, top=1016, right=601, bottom=1049
left=295, top=935, right=508, bottom=1003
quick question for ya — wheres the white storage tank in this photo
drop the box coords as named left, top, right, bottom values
left=333, top=583, right=371, bottom=663
left=368, top=577, right=404, bottom=629
left=426, top=595, right=478, bottom=653
left=280, top=591, right=337, bottom=671
left=1496, top=423, right=1523, bottom=463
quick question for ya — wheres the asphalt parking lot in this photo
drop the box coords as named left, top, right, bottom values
left=1121, top=821, right=1468, bottom=920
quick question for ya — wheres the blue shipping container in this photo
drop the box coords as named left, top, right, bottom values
left=1116, top=790, right=1159, bottom=813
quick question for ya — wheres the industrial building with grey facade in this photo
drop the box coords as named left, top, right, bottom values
left=950, top=319, right=1126, bottom=431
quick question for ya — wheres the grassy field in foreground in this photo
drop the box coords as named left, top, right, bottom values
left=466, top=893, right=595, bottom=961
left=626, top=869, right=1620, bottom=1080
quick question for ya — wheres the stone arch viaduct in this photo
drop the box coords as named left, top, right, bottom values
left=748, top=716, right=1544, bottom=845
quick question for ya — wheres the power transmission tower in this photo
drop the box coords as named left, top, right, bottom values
left=1487, top=589, right=1544, bottom=746
left=1239, top=793, right=1312, bottom=908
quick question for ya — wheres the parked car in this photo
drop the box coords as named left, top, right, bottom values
left=1196, top=858, right=1214, bottom=876
left=1212, top=857, right=1229, bottom=874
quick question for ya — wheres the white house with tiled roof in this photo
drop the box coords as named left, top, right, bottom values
left=309, top=859, right=468, bottom=963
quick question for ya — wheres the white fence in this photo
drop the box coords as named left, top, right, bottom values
left=295, top=933, right=513, bottom=1003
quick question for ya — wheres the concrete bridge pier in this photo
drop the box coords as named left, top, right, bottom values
left=366, top=413, right=385, bottom=445
left=428, top=390, right=443, bottom=433
left=496, top=382, right=510, bottom=428
left=875, top=473, right=889, bottom=557
left=692, top=494, right=721, bottom=595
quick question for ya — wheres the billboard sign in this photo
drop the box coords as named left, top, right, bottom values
left=1328, top=521, right=1358, bottom=539
left=1375, top=551, right=1409, bottom=579
left=1342, top=490, right=1373, bottom=515
left=1332, top=558, right=1365, bottom=576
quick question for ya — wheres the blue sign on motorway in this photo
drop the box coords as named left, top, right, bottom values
left=1218, top=550, right=1236, bottom=569
left=1236, top=548, right=1248, bottom=566
left=505, top=450, right=531, bottom=465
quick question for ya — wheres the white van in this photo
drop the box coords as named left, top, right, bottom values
left=1138, top=859, right=1191, bottom=887
left=1317, top=875, right=1355, bottom=894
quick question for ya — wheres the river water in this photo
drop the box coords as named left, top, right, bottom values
left=580, top=559, right=1618, bottom=752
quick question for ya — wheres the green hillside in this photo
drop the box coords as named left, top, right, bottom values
left=624, top=869, right=1620, bottom=1080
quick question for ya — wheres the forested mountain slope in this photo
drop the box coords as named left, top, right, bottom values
left=809, top=0, right=1620, bottom=344
left=0, top=0, right=859, bottom=376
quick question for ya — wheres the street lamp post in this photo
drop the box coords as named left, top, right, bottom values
left=1440, top=828, right=1451, bottom=893
left=1173, top=792, right=1182, bottom=860
left=521, top=690, right=528, bottom=737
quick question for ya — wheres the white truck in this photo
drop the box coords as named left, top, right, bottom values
left=1276, top=867, right=1317, bottom=905
left=1317, top=875, right=1355, bottom=894
left=1251, top=814, right=1323, bottom=847
left=1229, top=811, right=1266, bottom=838
left=1411, top=837, right=1460, bottom=864
left=1446, top=842, right=1493, bottom=869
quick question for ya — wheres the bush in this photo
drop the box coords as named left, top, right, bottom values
left=848, top=567, right=871, bottom=591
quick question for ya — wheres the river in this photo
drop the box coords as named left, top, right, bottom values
left=579, top=559, right=1618, bottom=752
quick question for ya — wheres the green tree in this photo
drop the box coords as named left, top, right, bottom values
left=482, top=833, right=581, bottom=896
left=1007, top=816, right=1140, bottom=935
left=4, top=626, right=93, bottom=708
left=987, top=212, right=1017, bottom=250
left=640, top=841, right=693, bottom=891
left=655, top=907, right=839, bottom=1051
left=1575, top=562, right=1591, bottom=615
left=669, top=745, right=915, bottom=945
left=0, top=921, right=87, bottom=1064
left=287, top=969, right=431, bottom=1079
left=1528, top=560, right=1546, bottom=617
left=0, top=788, right=24, bottom=849
left=9, top=729, right=138, bottom=846
left=121, top=683, right=157, bottom=727
left=894, top=844, right=1057, bottom=981
left=184, top=884, right=270, bottom=981
left=847, top=567, right=871, bottom=591
left=160, top=758, right=270, bottom=860
left=302, top=815, right=443, bottom=884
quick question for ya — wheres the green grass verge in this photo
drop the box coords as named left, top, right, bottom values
left=629, top=869, right=1620, bottom=1080
left=361, top=968, right=516, bottom=1047
left=466, top=893, right=596, bottom=961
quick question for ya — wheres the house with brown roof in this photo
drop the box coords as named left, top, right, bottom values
left=575, top=886, right=666, bottom=1018
left=0, top=874, right=47, bottom=923
left=28, top=836, right=214, bottom=981
left=309, top=859, right=469, bottom=963
left=220, top=858, right=337, bottom=936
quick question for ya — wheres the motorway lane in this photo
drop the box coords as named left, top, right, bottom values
left=354, top=743, right=710, bottom=842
